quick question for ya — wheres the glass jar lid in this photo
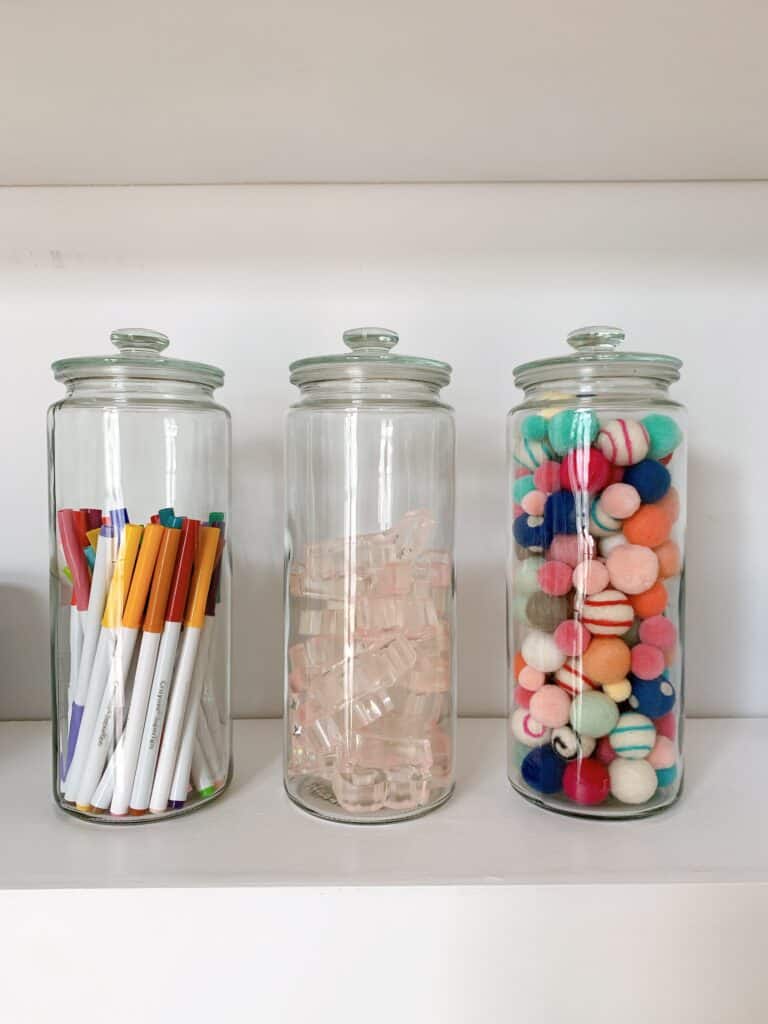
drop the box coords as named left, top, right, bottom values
left=289, top=327, right=452, bottom=388
left=513, top=326, right=682, bottom=390
left=51, top=328, right=224, bottom=389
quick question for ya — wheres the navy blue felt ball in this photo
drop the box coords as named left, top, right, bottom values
left=628, top=674, right=676, bottom=718
left=543, top=490, right=578, bottom=536
left=513, top=513, right=548, bottom=549
left=521, top=746, right=565, bottom=794
left=623, top=460, right=671, bottom=504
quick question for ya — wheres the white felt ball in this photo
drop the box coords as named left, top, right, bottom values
left=551, top=725, right=596, bottom=761
left=609, top=758, right=659, bottom=804
left=554, top=656, right=596, bottom=696
left=609, top=712, right=657, bottom=759
left=510, top=708, right=551, bottom=748
left=522, top=629, right=567, bottom=673
left=596, top=418, right=650, bottom=467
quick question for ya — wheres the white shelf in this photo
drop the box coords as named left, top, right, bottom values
left=2, top=718, right=767, bottom=1023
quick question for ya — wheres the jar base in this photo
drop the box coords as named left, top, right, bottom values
left=508, top=774, right=682, bottom=821
left=54, top=772, right=232, bottom=825
left=285, top=775, right=455, bottom=825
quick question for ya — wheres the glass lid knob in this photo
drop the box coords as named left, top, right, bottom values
left=110, top=328, right=170, bottom=356
left=342, top=326, right=399, bottom=353
left=567, top=325, right=625, bottom=351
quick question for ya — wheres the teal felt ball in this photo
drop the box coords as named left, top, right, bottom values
left=641, top=414, right=682, bottom=460
left=569, top=691, right=620, bottom=738
left=656, top=764, right=678, bottom=787
left=521, top=414, right=549, bottom=442
left=513, top=475, right=537, bottom=503
left=547, top=409, right=599, bottom=456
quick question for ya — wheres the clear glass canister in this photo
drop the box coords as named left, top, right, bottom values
left=49, top=329, right=232, bottom=822
left=284, top=327, right=456, bottom=823
left=507, top=327, right=686, bottom=818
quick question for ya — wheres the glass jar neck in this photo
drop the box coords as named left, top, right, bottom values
left=520, top=374, right=676, bottom=404
left=62, top=377, right=218, bottom=404
left=295, top=378, right=447, bottom=405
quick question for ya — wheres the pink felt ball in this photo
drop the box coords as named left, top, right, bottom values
left=521, top=489, right=547, bottom=516
left=630, top=643, right=666, bottom=680
left=654, top=711, right=677, bottom=740
left=515, top=466, right=531, bottom=479
left=548, top=534, right=592, bottom=568
left=538, top=560, right=574, bottom=597
left=648, top=735, right=676, bottom=770
left=518, top=665, right=546, bottom=692
left=514, top=684, right=533, bottom=709
left=529, top=685, right=572, bottom=728
left=554, top=619, right=591, bottom=656
left=595, top=735, right=617, bottom=765
left=560, top=448, right=611, bottom=493
left=533, top=460, right=562, bottom=494
left=572, top=559, right=610, bottom=596
left=639, top=615, right=678, bottom=652
left=600, top=483, right=641, bottom=520
left=563, top=758, right=610, bottom=805
left=606, top=544, right=659, bottom=595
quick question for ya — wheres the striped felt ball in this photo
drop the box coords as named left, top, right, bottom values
left=554, top=656, right=597, bottom=696
left=581, top=588, right=634, bottom=636
left=608, top=712, right=657, bottom=760
left=514, top=437, right=552, bottom=471
left=596, top=418, right=649, bottom=467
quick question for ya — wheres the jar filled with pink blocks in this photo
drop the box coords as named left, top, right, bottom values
left=284, top=327, right=456, bottom=823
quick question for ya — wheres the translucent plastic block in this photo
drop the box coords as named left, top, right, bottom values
left=332, top=766, right=387, bottom=813
left=343, top=686, right=395, bottom=730
left=409, top=655, right=451, bottom=693
left=289, top=565, right=305, bottom=597
left=298, top=608, right=345, bottom=636
left=394, top=509, right=436, bottom=561
left=385, top=765, right=431, bottom=810
left=428, top=726, right=452, bottom=780
left=352, top=716, right=434, bottom=771
left=393, top=688, right=445, bottom=727
left=401, top=597, right=439, bottom=638
left=371, top=562, right=414, bottom=596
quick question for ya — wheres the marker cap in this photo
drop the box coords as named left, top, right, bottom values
left=142, top=526, right=182, bottom=634
left=165, top=519, right=199, bottom=623
left=122, top=523, right=164, bottom=630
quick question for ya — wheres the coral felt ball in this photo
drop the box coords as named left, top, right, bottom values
left=654, top=711, right=677, bottom=740
left=522, top=746, right=565, bottom=794
left=572, top=559, right=610, bottom=596
left=642, top=414, right=683, bottom=460
left=538, top=560, right=574, bottom=597
left=601, top=483, right=641, bottom=520
left=563, top=758, right=610, bottom=805
left=569, top=691, right=620, bottom=738
left=582, top=636, right=631, bottom=685
left=547, top=409, right=600, bottom=456
left=521, top=490, right=547, bottom=516
left=629, top=580, right=668, bottom=619
left=514, top=684, right=533, bottom=709
left=630, top=643, right=666, bottom=680
left=623, top=505, right=672, bottom=548
left=526, top=591, right=572, bottom=632
left=648, top=735, right=676, bottom=770
left=639, top=615, right=678, bottom=651
left=656, top=487, right=681, bottom=524
left=622, top=460, right=671, bottom=504
left=554, top=619, right=591, bottom=656
left=609, top=759, right=658, bottom=804
left=606, top=544, right=659, bottom=595
left=521, top=414, right=549, bottom=442
left=530, top=685, right=572, bottom=728
left=548, top=533, right=590, bottom=567
left=514, top=650, right=527, bottom=679
left=522, top=630, right=567, bottom=673
left=655, top=540, right=682, bottom=579
left=596, top=418, right=650, bottom=466
left=513, top=474, right=536, bottom=504
left=533, top=460, right=563, bottom=494
left=581, top=588, right=634, bottom=636
left=560, top=448, right=611, bottom=493
left=519, top=665, right=546, bottom=691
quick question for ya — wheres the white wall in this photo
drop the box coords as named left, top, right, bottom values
left=0, top=182, right=765, bottom=719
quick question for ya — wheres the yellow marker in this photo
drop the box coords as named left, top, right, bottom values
left=101, top=525, right=143, bottom=629
left=86, top=528, right=100, bottom=553
left=122, top=523, right=164, bottom=630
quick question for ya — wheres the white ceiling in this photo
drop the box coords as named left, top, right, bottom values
left=2, top=1, right=767, bottom=185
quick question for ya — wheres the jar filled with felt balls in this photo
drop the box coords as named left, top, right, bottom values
left=507, top=325, right=686, bottom=819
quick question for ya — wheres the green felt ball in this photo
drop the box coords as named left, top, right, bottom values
left=569, top=691, right=620, bottom=738
left=513, top=593, right=530, bottom=621
left=513, top=475, right=536, bottom=503
left=521, top=414, right=549, bottom=442
left=547, top=409, right=599, bottom=456
left=516, top=556, right=545, bottom=595
left=642, top=414, right=682, bottom=460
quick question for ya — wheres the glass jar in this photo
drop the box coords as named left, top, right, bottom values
left=284, top=327, right=456, bottom=823
left=48, top=329, right=232, bottom=822
left=507, top=326, right=686, bottom=818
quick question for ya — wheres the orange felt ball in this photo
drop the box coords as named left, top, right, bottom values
left=629, top=580, right=668, bottom=618
left=655, top=540, right=682, bottom=579
left=581, top=636, right=631, bottom=686
left=656, top=486, right=680, bottom=524
left=514, top=651, right=527, bottom=680
left=623, top=505, right=672, bottom=548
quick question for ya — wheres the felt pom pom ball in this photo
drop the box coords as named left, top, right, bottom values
left=547, top=409, right=600, bottom=456
left=642, top=414, right=682, bottom=460
left=513, top=475, right=536, bottom=504
left=595, top=735, right=617, bottom=765
left=656, top=487, right=681, bottom=524
left=514, top=684, right=532, bottom=709
left=521, top=490, right=547, bottom=516
left=628, top=675, right=676, bottom=718
left=554, top=619, right=591, bottom=656
left=538, top=560, right=574, bottom=597
left=560, top=448, right=611, bottom=493
left=569, top=690, right=620, bottom=738
left=518, top=665, right=546, bottom=692
left=548, top=533, right=590, bottom=567
left=513, top=513, right=548, bottom=551
left=648, top=735, right=676, bottom=770
left=596, top=418, right=649, bottom=466
left=654, top=540, right=682, bottom=579
left=572, top=559, right=610, bottom=596
left=563, top=758, right=610, bottom=805
left=656, top=764, right=678, bottom=787
left=544, top=490, right=579, bottom=536
left=521, top=414, right=549, bottom=442
left=533, top=460, right=563, bottom=494
left=530, top=685, right=572, bottom=728
left=526, top=591, right=572, bottom=632
left=582, top=636, right=632, bottom=685
left=654, top=711, right=677, bottom=740
left=602, top=678, right=632, bottom=703
left=609, top=712, right=656, bottom=759
left=599, top=534, right=628, bottom=558
left=609, top=759, right=658, bottom=804
left=629, top=580, right=668, bottom=618
left=581, top=588, right=634, bottom=636
left=511, top=708, right=551, bottom=747
left=622, top=460, right=671, bottom=504
left=639, top=615, right=677, bottom=651
left=555, top=656, right=597, bottom=696
left=601, top=483, right=641, bottom=520
left=606, top=544, right=659, bottom=595
left=589, top=497, right=622, bottom=538
left=551, top=725, right=596, bottom=761
left=516, top=556, right=546, bottom=595
left=514, top=437, right=552, bottom=471
left=521, top=746, right=565, bottom=794
left=623, top=505, right=672, bottom=548
left=522, top=630, right=567, bottom=673
left=630, top=643, right=666, bottom=680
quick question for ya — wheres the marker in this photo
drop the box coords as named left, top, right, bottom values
left=64, top=524, right=142, bottom=802
left=165, top=528, right=224, bottom=809
left=57, top=509, right=91, bottom=615
left=192, top=739, right=217, bottom=799
left=150, top=526, right=220, bottom=813
left=89, top=522, right=182, bottom=815
left=158, top=507, right=175, bottom=527
left=63, top=523, right=115, bottom=776
left=198, top=513, right=228, bottom=779
left=75, top=523, right=164, bottom=811
left=85, top=508, right=103, bottom=531
left=128, top=518, right=199, bottom=814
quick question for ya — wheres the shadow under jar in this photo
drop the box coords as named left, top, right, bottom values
left=507, top=326, right=686, bottom=819
left=284, top=327, right=456, bottom=823
left=49, top=329, right=232, bottom=823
